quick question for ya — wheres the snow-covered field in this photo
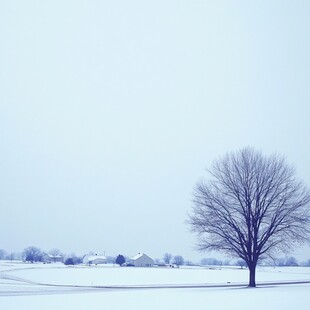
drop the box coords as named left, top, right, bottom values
left=1, top=262, right=310, bottom=309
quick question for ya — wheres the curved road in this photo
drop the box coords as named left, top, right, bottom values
left=1, top=272, right=310, bottom=297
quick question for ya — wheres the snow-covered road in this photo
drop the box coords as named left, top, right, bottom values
left=1, top=263, right=310, bottom=310
left=1, top=267, right=310, bottom=297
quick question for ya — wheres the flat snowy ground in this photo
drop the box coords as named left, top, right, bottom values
left=1, top=262, right=310, bottom=309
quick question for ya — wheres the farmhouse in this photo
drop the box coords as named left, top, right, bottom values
left=44, top=254, right=64, bottom=263
left=83, top=254, right=107, bottom=265
left=130, top=253, right=154, bottom=267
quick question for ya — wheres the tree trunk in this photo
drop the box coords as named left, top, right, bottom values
left=248, top=264, right=256, bottom=287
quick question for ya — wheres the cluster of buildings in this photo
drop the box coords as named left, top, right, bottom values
left=83, top=252, right=154, bottom=267
left=44, top=252, right=154, bottom=267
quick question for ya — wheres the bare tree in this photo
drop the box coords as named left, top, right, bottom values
left=163, top=253, right=172, bottom=265
left=23, top=246, right=44, bottom=263
left=173, top=255, right=184, bottom=266
left=188, top=148, right=310, bottom=287
left=0, top=249, right=7, bottom=260
left=201, top=257, right=222, bottom=266
left=274, top=256, right=299, bottom=266
left=236, top=259, right=247, bottom=269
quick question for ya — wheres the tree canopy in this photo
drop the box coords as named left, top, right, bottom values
left=188, top=148, right=310, bottom=287
left=23, top=246, right=44, bottom=263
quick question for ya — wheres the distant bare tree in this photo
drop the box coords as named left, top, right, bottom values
left=154, top=258, right=161, bottom=265
left=188, top=148, right=310, bottom=287
left=275, top=256, right=299, bottom=266
left=5, top=252, right=15, bottom=262
left=23, top=246, right=44, bottom=263
left=163, top=253, right=172, bottom=265
left=0, top=249, right=7, bottom=260
left=284, top=256, right=299, bottom=266
left=173, top=255, right=184, bottom=266
left=201, top=258, right=222, bottom=266
left=236, top=259, right=247, bottom=269
left=301, top=259, right=310, bottom=267
left=184, top=260, right=193, bottom=266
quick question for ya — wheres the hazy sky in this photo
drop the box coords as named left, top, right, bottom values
left=1, top=1, right=310, bottom=262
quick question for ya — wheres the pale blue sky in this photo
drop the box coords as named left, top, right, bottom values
left=1, top=1, right=310, bottom=262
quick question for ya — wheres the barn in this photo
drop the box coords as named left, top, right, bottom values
left=130, top=253, right=154, bottom=267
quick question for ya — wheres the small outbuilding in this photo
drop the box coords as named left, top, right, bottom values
left=83, top=254, right=107, bottom=265
left=130, top=253, right=154, bottom=267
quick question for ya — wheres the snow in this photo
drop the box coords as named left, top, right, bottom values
left=1, top=262, right=310, bottom=309
left=131, top=253, right=146, bottom=260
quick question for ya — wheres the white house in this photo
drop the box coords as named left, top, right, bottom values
left=130, top=253, right=154, bottom=267
left=44, top=254, right=63, bottom=263
left=83, top=254, right=107, bottom=265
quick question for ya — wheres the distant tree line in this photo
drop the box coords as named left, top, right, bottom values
left=0, top=246, right=82, bottom=265
left=2, top=247, right=310, bottom=268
